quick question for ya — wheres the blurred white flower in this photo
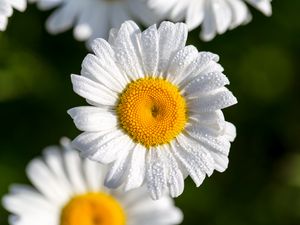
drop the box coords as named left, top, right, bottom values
left=68, top=20, right=237, bottom=200
left=29, top=0, right=160, bottom=46
left=2, top=138, right=183, bottom=225
left=0, top=0, right=26, bottom=31
left=148, top=0, right=272, bottom=41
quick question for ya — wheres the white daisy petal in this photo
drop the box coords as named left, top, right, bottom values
left=169, top=0, right=188, bottom=21
left=124, top=144, right=147, bottom=191
left=34, top=0, right=61, bottom=10
left=190, top=110, right=226, bottom=132
left=170, top=141, right=205, bottom=187
left=0, top=2, right=13, bottom=17
left=178, top=51, right=223, bottom=87
left=83, top=158, right=104, bottom=192
left=89, top=133, right=133, bottom=164
left=209, top=151, right=229, bottom=172
left=31, top=0, right=161, bottom=47
left=161, top=146, right=185, bottom=198
left=111, top=21, right=144, bottom=81
left=72, top=3, right=97, bottom=41
left=68, top=21, right=236, bottom=199
left=45, top=3, right=77, bottom=35
left=108, top=27, right=118, bottom=45
left=188, top=87, right=237, bottom=112
left=42, top=147, right=73, bottom=196
left=146, top=148, right=167, bottom=200
left=71, top=74, right=117, bottom=106
left=175, top=134, right=215, bottom=179
left=167, top=45, right=199, bottom=84
left=0, top=0, right=26, bottom=31
left=246, top=0, right=272, bottom=16
left=83, top=2, right=109, bottom=44
left=110, top=3, right=131, bottom=29
left=62, top=147, right=87, bottom=194
left=213, top=0, right=232, bottom=34
left=72, top=129, right=122, bottom=158
left=140, top=24, right=159, bottom=76
left=104, top=144, right=133, bottom=189
left=183, top=71, right=229, bottom=97
left=81, top=53, right=123, bottom=93
left=129, top=197, right=183, bottom=225
left=127, top=0, right=161, bottom=26
left=201, top=1, right=218, bottom=41
left=186, top=125, right=231, bottom=155
left=26, top=158, right=68, bottom=205
left=9, top=216, right=55, bottom=225
left=186, top=0, right=205, bottom=30
left=189, top=111, right=227, bottom=139
left=148, top=0, right=272, bottom=41
left=89, top=38, right=128, bottom=88
left=0, top=15, right=8, bottom=31
left=7, top=0, right=26, bottom=11
left=157, top=22, right=188, bottom=75
left=3, top=139, right=182, bottom=225
left=227, top=0, right=250, bottom=28
left=2, top=185, right=56, bottom=215
left=224, top=121, right=237, bottom=141
left=68, top=106, right=117, bottom=132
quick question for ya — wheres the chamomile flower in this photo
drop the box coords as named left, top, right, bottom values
left=29, top=0, right=160, bottom=46
left=148, top=0, right=272, bottom=41
left=0, top=0, right=26, bottom=31
left=68, top=20, right=237, bottom=200
left=2, top=138, right=183, bottom=225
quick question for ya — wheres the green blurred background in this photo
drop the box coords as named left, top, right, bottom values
left=0, top=0, right=300, bottom=224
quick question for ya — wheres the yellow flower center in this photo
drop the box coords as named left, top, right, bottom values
left=60, top=193, right=126, bottom=225
left=117, top=78, right=187, bottom=147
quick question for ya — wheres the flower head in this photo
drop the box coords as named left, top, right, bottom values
left=2, top=138, right=183, bottom=225
left=68, top=20, right=237, bottom=199
left=148, top=0, right=272, bottom=41
left=0, top=0, right=26, bottom=31
left=29, top=0, right=160, bottom=46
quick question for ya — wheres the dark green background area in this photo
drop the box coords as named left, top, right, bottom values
left=0, top=1, right=300, bottom=224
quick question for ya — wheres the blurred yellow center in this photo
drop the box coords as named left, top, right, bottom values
left=60, top=193, right=126, bottom=225
left=117, top=78, right=187, bottom=147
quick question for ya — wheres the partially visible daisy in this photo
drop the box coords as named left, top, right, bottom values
left=68, top=20, right=237, bottom=199
left=148, top=0, right=272, bottom=41
left=29, top=0, right=160, bottom=46
left=2, top=138, right=183, bottom=225
left=0, top=0, right=26, bottom=31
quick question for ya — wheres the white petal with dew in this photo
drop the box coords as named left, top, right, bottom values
left=167, top=45, right=198, bottom=85
left=188, top=87, right=237, bottom=112
left=68, top=107, right=117, bottom=132
left=124, top=144, right=146, bottom=191
left=157, top=22, right=188, bottom=75
left=183, top=71, right=229, bottom=97
left=89, top=133, right=133, bottom=164
left=112, top=21, right=144, bottom=81
left=72, top=129, right=122, bottom=158
left=104, top=141, right=134, bottom=189
left=140, top=24, right=159, bottom=76
left=146, top=147, right=167, bottom=200
left=161, top=145, right=184, bottom=198
left=71, top=74, right=117, bottom=106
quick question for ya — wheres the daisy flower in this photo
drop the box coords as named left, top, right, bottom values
left=68, top=20, right=237, bottom=200
left=148, top=0, right=272, bottom=41
left=2, top=138, right=183, bottom=225
left=0, top=0, right=26, bottom=31
left=29, top=0, right=160, bottom=46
